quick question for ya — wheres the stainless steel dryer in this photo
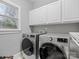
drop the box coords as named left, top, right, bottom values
left=39, top=33, right=70, bottom=59
left=21, top=33, right=39, bottom=59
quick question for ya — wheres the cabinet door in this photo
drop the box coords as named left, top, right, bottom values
left=47, top=0, right=61, bottom=24
left=62, top=0, right=79, bottom=23
left=29, top=6, right=47, bottom=25
left=29, top=10, right=37, bottom=25
left=37, top=6, right=47, bottom=25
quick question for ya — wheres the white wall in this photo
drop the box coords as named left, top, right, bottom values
left=0, top=0, right=32, bottom=56
left=31, top=23, right=79, bottom=33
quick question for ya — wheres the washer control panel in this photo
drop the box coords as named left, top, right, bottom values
left=57, top=38, right=68, bottom=43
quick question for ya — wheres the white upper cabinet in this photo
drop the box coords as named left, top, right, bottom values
left=29, top=0, right=79, bottom=26
left=62, top=0, right=79, bottom=23
left=47, top=0, right=61, bottom=24
left=29, top=6, right=47, bottom=25
left=29, top=0, right=61, bottom=25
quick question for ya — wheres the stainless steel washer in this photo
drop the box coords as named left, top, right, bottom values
left=39, top=33, right=70, bottom=59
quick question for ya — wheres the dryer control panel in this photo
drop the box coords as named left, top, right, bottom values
left=57, top=38, right=68, bottom=43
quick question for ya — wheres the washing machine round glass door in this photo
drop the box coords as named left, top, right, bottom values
left=40, top=43, right=67, bottom=59
left=21, top=38, right=34, bottom=56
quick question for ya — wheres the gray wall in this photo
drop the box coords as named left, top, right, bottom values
left=31, top=23, right=79, bottom=33
left=0, top=0, right=32, bottom=56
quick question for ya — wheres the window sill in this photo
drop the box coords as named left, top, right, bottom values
left=0, top=29, right=21, bottom=35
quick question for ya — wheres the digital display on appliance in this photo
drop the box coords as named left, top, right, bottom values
left=57, top=38, right=68, bottom=43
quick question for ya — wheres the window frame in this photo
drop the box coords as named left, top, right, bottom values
left=0, top=0, right=21, bottom=33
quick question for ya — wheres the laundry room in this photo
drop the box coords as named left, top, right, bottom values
left=0, top=0, right=79, bottom=59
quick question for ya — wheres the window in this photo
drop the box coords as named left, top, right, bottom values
left=0, top=0, right=21, bottom=32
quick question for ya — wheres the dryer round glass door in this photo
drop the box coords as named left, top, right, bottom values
left=21, top=38, right=34, bottom=56
left=40, top=43, right=67, bottom=59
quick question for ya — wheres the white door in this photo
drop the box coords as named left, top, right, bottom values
left=47, top=0, right=61, bottom=24
left=62, top=0, right=79, bottom=23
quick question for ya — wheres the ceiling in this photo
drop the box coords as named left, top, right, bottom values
left=29, top=0, right=40, bottom=2
left=29, top=0, right=58, bottom=3
left=29, top=0, right=58, bottom=9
